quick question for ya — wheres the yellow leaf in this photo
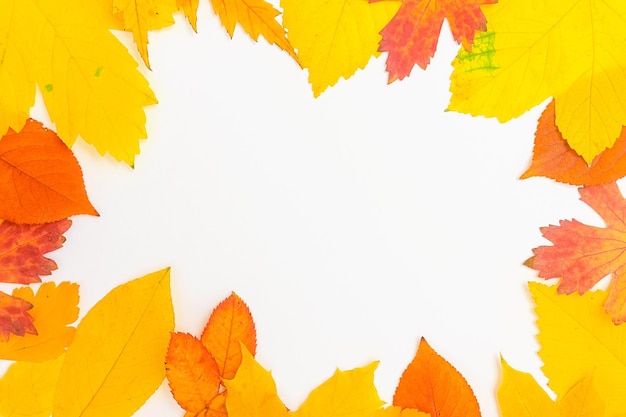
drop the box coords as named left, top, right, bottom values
left=0, top=354, right=65, bottom=417
left=112, top=0, right=179, bottom=69
left=558, top=375, right=605, bottom=417
left=0, top=282, right=79, bottom=362
left=497, top=357, right=557, bottom=417
left=281, top=0, right=399, bottom=97
left=293, top=362, right=383, bottom=417
left=223, top=344, right=289, bottom=417
left=53, top=268, right=174, bottom=417
left=372, top=406, right=430, bottom=417
left=0, top=0, right=156, bottom=165
left=209, top=0, right=296, bottom=62
left=177, top=0, right=199, bottom=31
left=448, top=1, right=626, bottom=163
left=530, top=282, right=626, bottom=416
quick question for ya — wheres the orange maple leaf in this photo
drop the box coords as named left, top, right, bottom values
left=0, top=119, right=98, bottom=224
left=374, top=0, right=495, bottom=82
left=200, top=292, right=257, bottom=380
left=393, top=337, right=481, bottom=417
left=0, top=219, right=71, bottom=284
left=526, top=181, right=626, bottom=324
left=521, top=101, right=626, bottom=186
left=0, top=291, right=36, bottom=342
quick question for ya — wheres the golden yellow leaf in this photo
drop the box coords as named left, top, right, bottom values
left=281, top=0, right=399, bottom=96
left=497, top=357, right=557, bottom=417
left=448, top=1, right=626, bottom=163
left=53, top=268, right=174, bottom=417
left=209, top=0, right=296, bottom=62
left=223, top=344, right=288, bottom=417
left=372, top=406, right=429, bottom=417
left=293, top=362, right=383, bottom=417
left=0, top=354, right=65, bottom=417
left=0, top=0, right=156, bottom=165
left=531, top=282, right=626, bottom=416
left=177, top=0, right=199, bottom=31
left=558, top=375, right=605, bottom=417
left=0, top=282, right=79, bottom=362
left=112, top=0, right=179, bottom=69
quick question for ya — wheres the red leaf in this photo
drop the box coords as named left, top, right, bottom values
left=0, top=291, right=36, bottom=342
left=0, top=219, right=71, bottom=284
left=375, top=0, right=495, bottom=82
left=0, top=119, right=98, bottom=224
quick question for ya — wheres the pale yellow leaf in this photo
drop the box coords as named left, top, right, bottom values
left=0, top=354, right=64, bottom=417
left=53, top=268, right=174, bottom=417
left=281, top=0, right=399, bottom=96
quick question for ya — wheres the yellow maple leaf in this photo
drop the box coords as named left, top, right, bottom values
left=0, top=282, right=79, bottom=362
left=281, top=0, right=399, bottom=97
left=225, top=345, right=383, bottom=417
left=53, top=268, right=174, bottom=417
left=448, top=1, right=626, bottom=163
left=209, top=0, right=297, bottom=62
left=530, top=282, right=625, bottom=416
left=0, top=0, right=156, bottom=166
left=0, top=354, right=65, bottom=417
left=177, top=0, right=200, bottom=31
left=112, top=0, right=179, bottom=69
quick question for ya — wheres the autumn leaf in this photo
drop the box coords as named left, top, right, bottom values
left=373, top=406, right=430, bottom=417
left=200, top=292, right=257, bottom=379
left=209, top=0, right=297, bottom=62
left=177, top=0, right=200, bottom=31
left=393, top=337, right=480, bottom=417
left=0, top=354, right=65, bottom=417
left=521, top=101, right=626, bottom=186
left=0, top=282, right=79, bottom=361
left=498, top=357, right=605, bottom=417
left=0, top=120, right=97, bottom=224
left=0, top=0, right=156, bottom=165
left=531, top=282, right=626, bottom=416
left=166, top=332, right=224, bottom=416
left=374, top=0, right=494, bottom=82
left=225, top=345, right=382, bottom=417
left=0, top=291, right=36, bottom=342
left=525, top=181, right=626, bottom=323
left=448, top=1, right=626, bottom=163
left=111, top=0, right=178, bottom=69
left=53, top=268, right=174, bottom=417
left=0, top=219, right=71, bottom=284
left=281, top=0, right=399, bottom=96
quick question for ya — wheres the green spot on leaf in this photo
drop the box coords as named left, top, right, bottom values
left=94, top=66, right=103, bottom=77
left=457, top=31, right=498, bottom=73
left=44, top=84, right=53, bottom=92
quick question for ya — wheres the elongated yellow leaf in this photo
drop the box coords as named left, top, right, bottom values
left=448, top=1, right=626, bottom=163
left=531, top=282, right=626, bottom=417
left=281, top=0, right=399, bottom=96
left=0, top=354, right=64, bottom=417
left=53, top=268, right=174, bottom=417
left=497, top=358, right=557, bottom=417
left=0, top=0, right=156, bottom=165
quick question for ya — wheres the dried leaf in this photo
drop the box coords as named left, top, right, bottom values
left=0, top=282, right=79, bottom=361
left=0, top=120, right=97, bottom=224
left=393, top=337, right=480, bottom=417
left=53, top=268, right=174, bottom=417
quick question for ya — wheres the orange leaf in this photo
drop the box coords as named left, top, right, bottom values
left=0, top=219, right=71, bottom=284
left=166, top=332, right=223, bottom=415
left=0, top=291, right=36, bottom=342
left=393, top=337, right=481, bottom=417
left=201, top=292, right=256, bottom=380
left=0, top=119, right=98, bottom=224
left=521, top=100, right=626, bottom=185
left=375, top=0, right=494, bottom=82
left=526, top=181, right=626, bottom=323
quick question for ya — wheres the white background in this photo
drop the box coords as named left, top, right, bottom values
left=3, top=3, right=610, bottom=417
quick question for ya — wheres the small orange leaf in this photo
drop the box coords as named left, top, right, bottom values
left=521, top=100, right=626, bottom=185
left=393, top=337, right=481, bottom=417
left=0, top=291, right=36, bottom=342
left=166, top=332, right=223, bottom=414
left=0, top=219, right=71, bottom=284
left=201, top=292, right=256, bottom=380
left=0, top=119, right=98, bottom=224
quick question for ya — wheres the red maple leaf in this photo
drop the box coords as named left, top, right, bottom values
left=0, top=291, right=36, bottom=341
left=375, top=0, right=495, bottom=82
